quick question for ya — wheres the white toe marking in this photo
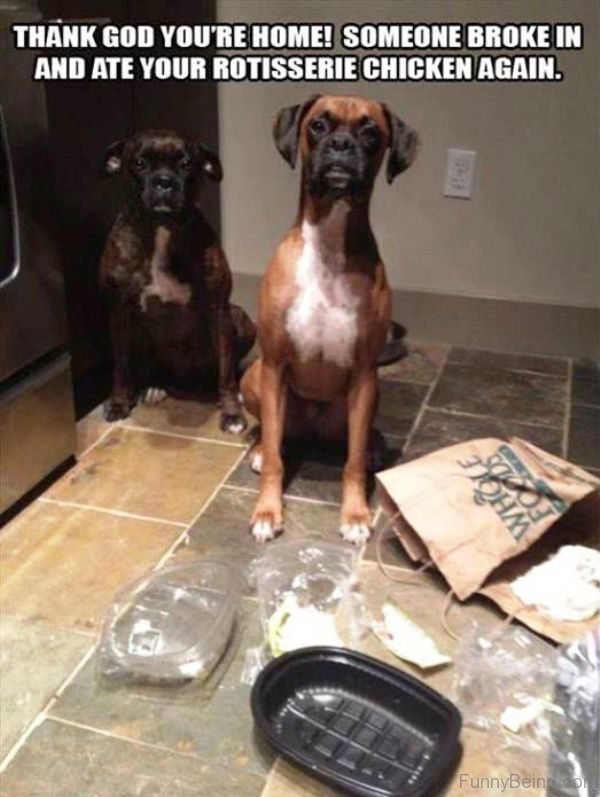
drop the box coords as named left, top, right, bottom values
left=251, top=520, right=276, bottom=543
left=249, top=451, right=263, bottom=473
left=340, top=523, right=371, bottom=545
left=226, top=420, right=245, bottom=435
left=143, top=387, right=167, bottom=406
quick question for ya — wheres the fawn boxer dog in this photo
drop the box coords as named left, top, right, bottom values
left=99, top=130, right=255, bottom=432
left=241, top=95, right=419, bottom=543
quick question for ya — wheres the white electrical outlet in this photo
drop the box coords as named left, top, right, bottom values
left=444, top=149, right=476, bottom=199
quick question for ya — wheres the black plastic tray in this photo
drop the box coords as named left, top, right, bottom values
left=251, top=647, right=461, bottom=797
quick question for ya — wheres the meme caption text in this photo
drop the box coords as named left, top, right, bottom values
left=14, top=22, right=584, bottom=83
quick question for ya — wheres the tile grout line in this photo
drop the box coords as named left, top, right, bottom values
left=116, top=421, right=247, bottom=448
left=0, top=446, right=252, bottom=772
left=37, top=496, right=189, bottom=528
left=0, top=644, right=96, bottom=775
left=153, top=444, right=251, bottom=572
left=0, top=712, right=47, bottom=775
left=562, top=358, right=573, bottom=458
left=36, top=715, right=217, bottom=764
left=221, top=482, right=342, bottom=509
left=421, top=404, right=565, bottom=431
left=445, top=353, right=569, bottom=380
left=0, top=444, right=253, bottom=772
left=75, top=425, right=115, bottom=460
left=46, top=645, right=97, bottom=707
left=402, top=356, right=447, bottom=455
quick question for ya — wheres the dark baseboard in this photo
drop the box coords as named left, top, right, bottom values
left=232, top=272, right=599, bottom=359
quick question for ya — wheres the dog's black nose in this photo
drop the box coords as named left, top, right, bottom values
left=328, top=132, right=354, bottom=153
left=152, top=173, right=176, bottom=192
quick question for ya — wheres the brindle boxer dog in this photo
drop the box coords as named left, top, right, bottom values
left=241, top=95, right=419, bottom=543
left=100, top=130, right=255, bottom=432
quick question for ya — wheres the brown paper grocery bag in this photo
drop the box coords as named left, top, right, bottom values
left=376, top=438, right=599, bottom=602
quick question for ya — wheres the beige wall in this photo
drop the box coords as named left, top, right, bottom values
left=217, top=0, right=599, bottom=311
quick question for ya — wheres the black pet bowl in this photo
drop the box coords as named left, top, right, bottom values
left=251, top=647, right=462, bottom=797
left=378, top=321, right=408, bottom=367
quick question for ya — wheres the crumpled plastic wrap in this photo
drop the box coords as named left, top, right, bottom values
left=242, top=539, right=366, bottom=684
left=453, top=624, right=599, bottom=797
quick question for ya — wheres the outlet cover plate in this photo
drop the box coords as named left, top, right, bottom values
left=444, top=149, right=476, bottom=199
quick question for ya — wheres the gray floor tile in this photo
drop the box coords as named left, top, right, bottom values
left=406, top=408, right=564, bottom=461
left=0, top=718, right=266, bottom=797
left=226, top=438, right=403, bottom=506
left=48, top=603, right=273, bottom=779
left=572, top=359, right=600, bottom=407
left=429, top=364, right=567, bottom=427
left=379, top=342, right=449, bottom=385
left=568, top=404, right=600, bottom=468
left=172, top=486, right=347, bottom=579
left=376, top=381, right=428, bottom=438
left=0, top=617, right=90, bottom=758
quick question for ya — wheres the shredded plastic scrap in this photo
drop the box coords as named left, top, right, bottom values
left=267, top=594, right=343, bottom=657
left=372, top=601, right=452, bottom=670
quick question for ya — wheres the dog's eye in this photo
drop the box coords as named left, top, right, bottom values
left=309, top=118, right=328, bottom=136
left=180, top=156, right=192, bottom=170
left=358, top=119, right=380, bottom=147
left=134, top=157, right=147, bottom=171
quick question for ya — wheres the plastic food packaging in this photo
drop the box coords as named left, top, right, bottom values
left=452, top=624, right=559, bottom=737
left=251, top=647, right=462, bottom=797
left=97, top=561, right=239, bottom=684
left=548, top=630, right=600, bottom=797
left=243, top=540, right=365, bottom=682
left=453, top=624, right=599, bottom=797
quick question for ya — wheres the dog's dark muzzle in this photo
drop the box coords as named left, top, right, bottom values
left=145, top=171, right=184, bottom=213
left=310, top=132, right=366, bottom=198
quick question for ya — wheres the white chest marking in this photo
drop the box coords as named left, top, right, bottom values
left=286, top=202, right=359, bottom=369
left=140, top=226, right=192, bottom=311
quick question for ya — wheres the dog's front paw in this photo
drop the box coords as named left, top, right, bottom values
left=220, top=411, right=247, bottom=435
left=339, top=506, right=372, bottom=546
left=250, top=499, right=283, bottom=543
left=104, top=398, right=133, bottom=422
left=142, top=387, right=168, bottom=406
left=248, top=446, right=263, bottom=474
left=340, top=522, right=372, bottom=545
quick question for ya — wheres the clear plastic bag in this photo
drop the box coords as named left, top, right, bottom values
left=548, top=631, right=599, bottom=797
left=453, top=624, right=599, bottom=796
left=453, top=624, right=559, bottom=737
left=97, top=560, right=239, bottom=686
left=242, top=540, right=366, bottom=683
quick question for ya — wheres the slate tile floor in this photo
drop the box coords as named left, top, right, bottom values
left=0, top=341, right=598, bottom=797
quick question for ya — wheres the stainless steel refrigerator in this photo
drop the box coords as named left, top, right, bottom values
left=0, top=2, right=76, bottom=518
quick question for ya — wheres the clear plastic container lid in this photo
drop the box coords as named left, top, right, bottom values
left=97, top=560, right=239, bottom=683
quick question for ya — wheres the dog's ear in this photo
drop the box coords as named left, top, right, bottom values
left=101, top=140, right=126, bottom=176
left=273, top=94, right=322, bottom=169
left=383, top=106, right=420, bottom=184
left=195, top=144, right=223, bottom=183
